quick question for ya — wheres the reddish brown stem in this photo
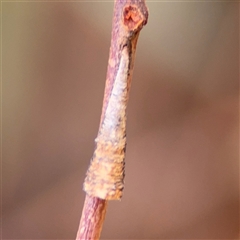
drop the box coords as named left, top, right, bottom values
left=76, top=196, right=107, bottom=240
left=76, top=1, right=148, bottom=239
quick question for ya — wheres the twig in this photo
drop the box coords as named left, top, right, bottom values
left=76, top=1, right=148, bottom=239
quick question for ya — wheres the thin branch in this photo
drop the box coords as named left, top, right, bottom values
left=76, top=1, right=148, bottom=239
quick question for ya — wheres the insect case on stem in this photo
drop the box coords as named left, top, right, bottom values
left=76, top=1, right=148, bottom=239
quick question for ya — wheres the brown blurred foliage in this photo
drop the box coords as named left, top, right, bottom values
left=2, top=2, right=239, bottom=239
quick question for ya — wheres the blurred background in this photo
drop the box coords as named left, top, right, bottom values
left=2, top=1, right=239, bottom=239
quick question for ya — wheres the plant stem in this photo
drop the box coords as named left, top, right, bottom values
left=76, top=1, right=148, bottom=239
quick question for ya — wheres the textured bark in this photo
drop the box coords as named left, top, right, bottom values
left=76, top=195, right=107, bottom=240
left=76, top=1, right=148, bottom=239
